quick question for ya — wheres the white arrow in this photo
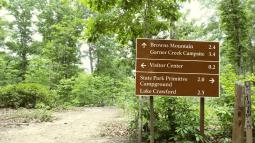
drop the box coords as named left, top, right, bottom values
left=209, top=78, right=215, bottom=84
left=141, top=63, right=147, bottom=68
left=142, top=43, right=147, bottom=48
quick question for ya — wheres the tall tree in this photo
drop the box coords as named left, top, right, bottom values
left=37, top=0, right=85, bottom=88
left=245, top=0, right=255, bottom=73
left=219, top=0, right=249, bottom=75
left=5, top=0, right=36, bottom=81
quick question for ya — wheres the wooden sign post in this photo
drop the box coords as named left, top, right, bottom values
left=232, top=83, right=245, bottom=143
left=232, top=81, right=253, bottom=143
left=136, top=38, right=220, bottom=141
left=244, top=81, right=253, bottom=143
left=200, top=97, right=205, bottom=138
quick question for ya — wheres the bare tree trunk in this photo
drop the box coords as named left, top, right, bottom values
left=169, top=20, right=175, bottom=39
left=88, top=43, right=94, bottom=73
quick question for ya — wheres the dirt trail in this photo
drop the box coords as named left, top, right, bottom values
left=0, top=107, right=131, bottom=143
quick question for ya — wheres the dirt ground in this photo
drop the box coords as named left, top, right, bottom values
left=0, top=107, right=133, bottom=143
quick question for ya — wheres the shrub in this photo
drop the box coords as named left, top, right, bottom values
left=0, top=83, right=53, bottom=108
left=72, top=73, right=117, bottom=106
left=71, top=73, right=136, bottom=107
left=154, top=97, right=201, bottom=142
left=8, top=108, right=53, bottom=123
left=71, top=73, right=102, bottom=106
left=55, top=77, right=75, bottom=105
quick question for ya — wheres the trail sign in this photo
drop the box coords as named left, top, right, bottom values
left=136, top=38, right=219, bottom=97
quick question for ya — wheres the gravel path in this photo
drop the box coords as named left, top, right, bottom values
left=0, top=107, right=131, bottom=143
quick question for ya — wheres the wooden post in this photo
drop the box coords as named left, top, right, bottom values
left=200, top=97, right=205, bottom=140
left=149, top=96, right=155, bottom=143
left=138, top=96, right=142, bottom=143
left=244, top=81, right=253, bottom=143
left=232, top=82, right=245, bottom=143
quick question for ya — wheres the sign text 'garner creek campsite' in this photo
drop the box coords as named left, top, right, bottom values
left=136, top=38, right=219, bottom=97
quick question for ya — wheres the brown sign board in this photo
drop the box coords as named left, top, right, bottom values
left=136, top=38, right=219, bottom=97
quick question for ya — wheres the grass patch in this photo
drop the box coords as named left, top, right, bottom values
left=7, top=108, right=54, bottom=123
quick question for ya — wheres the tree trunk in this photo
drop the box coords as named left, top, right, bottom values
left=88, top=43, right=94, bottom=73
left=248, top=37, right=254, bottom=73
left=230, top=0, right=243, bottom=75
left=20, top=52, right=28, bottom=81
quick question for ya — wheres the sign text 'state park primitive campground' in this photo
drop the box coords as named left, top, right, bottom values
left=136, top=38, right=220, bottom=97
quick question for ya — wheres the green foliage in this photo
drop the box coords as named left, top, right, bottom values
left=114, top=77, right=136, bottom=110
left=91, top=36, right=133, bottom=77
left=37, top=0, right=86, bottom=88
left=219, top=64, right=238, bottom=105
left=25, top=56, right=51, bottom=86
left=130, top=97, right=202, bottom=142
left=213, top=104, right=233, bottom=139
left=0, top=52, right=20, bottom=86
left=83, top=0, right=185, bottom=42
left=245, top=0, right=255, bottom=73
left=5, top=0, right=37, bottom=81
left=73, top=74, right=113, bottom=106
left=0, top=0, right=6, bottom=7
left=0, top=83, right=53, bottom=108
left=150, top=97, right=202, bottom=142
left=72, top=73, right=109, bottom=106
left=55, top=77, right=76, bottom=105
left=71, top=73, right=135, bottom=107
left=219, top=0, right=249, bottom=74
left=0, top=0, right=6, bottom=45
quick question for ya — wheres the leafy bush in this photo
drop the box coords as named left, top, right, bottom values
left=114, top=77, right=136, bottom=110
left=25, top=57, right=51, bottom=86
left=71, top=73, right=107, bottom=106
left=71, top=73, right=135, bottom=107
left=219, top=64, right=238, bottom=106
left=55, top=77, right=76, bottom=105
left=129, top=97, right=202, bottom=143
left=0, top=83, right=53, bottom=108
left=155, top=97, right=201, bottom=142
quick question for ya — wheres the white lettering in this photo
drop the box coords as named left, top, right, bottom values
left=150, top=63, right=166, bottom=68
left=167, top=63, right=183, bottom=69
